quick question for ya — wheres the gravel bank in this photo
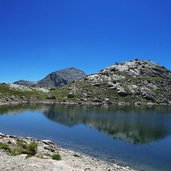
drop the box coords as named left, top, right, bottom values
left=0, top=133, right=136, bottom=171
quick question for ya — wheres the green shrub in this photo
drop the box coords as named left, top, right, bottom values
left=16, top=139, right=27, bottom=149
left=0, top=140, right=38, bottom=157
left=0, top=142, right=11, bottom=152
left=10, top=147, right=22, bottom=156
left=26, top=142, right=38, bottom=156
left=51, top=153, right=62, bottom=161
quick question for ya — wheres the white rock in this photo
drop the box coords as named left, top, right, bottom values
left=33, top=87, right=49, bottom=93
left=9, top=84, right=31, bottom=91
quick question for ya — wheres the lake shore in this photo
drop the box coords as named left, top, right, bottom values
left=0, top=132, right=136, bottom=171
left=0, top=98, right=170, bottom=106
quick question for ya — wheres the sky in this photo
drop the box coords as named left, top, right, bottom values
left=0, top=0, right=171, bottom=83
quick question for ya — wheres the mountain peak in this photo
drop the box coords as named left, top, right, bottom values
left=36, top=67, right=87, bottom=88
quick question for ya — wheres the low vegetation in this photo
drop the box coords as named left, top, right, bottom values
left=0, top=140, right=38, bottom=157
left=0, top=139, right=62, bottom=161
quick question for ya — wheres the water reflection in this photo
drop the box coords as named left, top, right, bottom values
left=1, top=104, right=171, bottom=144
left=43, top=105, right=171, bottom=144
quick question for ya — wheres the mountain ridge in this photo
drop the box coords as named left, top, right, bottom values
left=3, top=59, right=171, bottom=105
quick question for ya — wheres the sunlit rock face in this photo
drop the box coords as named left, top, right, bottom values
left=68, top=59, right=171, bottom=105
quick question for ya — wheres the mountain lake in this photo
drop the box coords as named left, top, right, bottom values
left=0, top=104, right=171, bottom=171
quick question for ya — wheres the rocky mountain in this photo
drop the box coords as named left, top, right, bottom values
left=36, top=67, right=87, bottom=88
left=13, top=80, right=36, bottom=87
left=67, top=59, right=171, bottom=105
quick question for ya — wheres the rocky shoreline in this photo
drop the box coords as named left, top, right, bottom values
left=0, top=99, right=101, bottom=106
left=0, top=98, right=171, bottom=107
left=0, top=133, right=135, bottom=171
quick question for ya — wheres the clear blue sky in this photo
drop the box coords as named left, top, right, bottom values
left=0, top=0, right=171, bottom=83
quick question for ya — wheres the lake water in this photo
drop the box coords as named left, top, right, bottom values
left=0, top=104, right=171, bottom=171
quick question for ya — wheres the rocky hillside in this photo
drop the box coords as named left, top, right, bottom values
left=36, top=67, right=86, bottom=88
left=67, top=59, right=171, bottom=105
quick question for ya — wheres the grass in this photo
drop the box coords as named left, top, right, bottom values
left=0, top=83, right=77, bottom=101
left=50, top=88, right=69, bottom=100
left=0, top=84, right=48, bottom=100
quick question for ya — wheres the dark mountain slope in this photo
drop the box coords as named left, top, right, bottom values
left=13, top=80, right=36, bottom=87
left=36, top=67, right=87, bottom=88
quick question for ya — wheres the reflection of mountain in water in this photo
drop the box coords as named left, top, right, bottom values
left=43, top=105, right=171, bottom=144
left=1, top=104, right=171, bottom=144
left=0, top=104, right=49, bottom=115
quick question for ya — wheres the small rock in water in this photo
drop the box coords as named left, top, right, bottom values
left=26, top=137, right=33, bottom=140
left=0, top=133, right=6, bottom=137
left=42, top=140, right=54, bottom=145
left=8, top=135, right=16, bottom=138
left=73, top=153, right=81, bottom=158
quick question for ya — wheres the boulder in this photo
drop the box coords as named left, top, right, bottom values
left=47, top=95, right=56, bottom=100
left=92, top=98, right=102, bottom=103
left=67, top=92, right=75, bottom=98
left=143, top=92, right=155, bottom=101
left=80, top=98, right=88, bottom=101
left=107, top=82, right=115, bottom=87
left=92, top=82, right=100, bottom=87
left=82, top=93, right=88, bottom=97
left=117, top=88, right=128, bottom=96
